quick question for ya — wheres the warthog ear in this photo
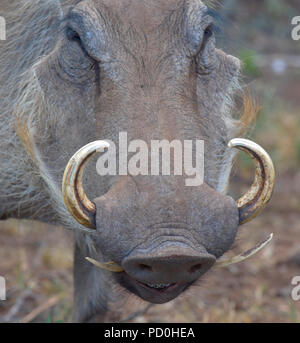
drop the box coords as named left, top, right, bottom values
left=62, top=141, right=110, bottom=229
left=228, top=138, right=275, bottom=225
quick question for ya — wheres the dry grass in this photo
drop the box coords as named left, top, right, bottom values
left=0, top=220, right=73, bottom=323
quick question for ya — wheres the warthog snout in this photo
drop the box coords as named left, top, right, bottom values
left=121, top=245, right=215, bottom=303
left=122, top=247, right=215, bottom=283
left=122, top=250, right=215, bottom=284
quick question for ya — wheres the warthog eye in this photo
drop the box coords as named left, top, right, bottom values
left=194, top=23, right=218, bottom=74
left=65, top=26, right=91, bottom=59
left=204, top=25, right=213, bottom=39
left=59, top=25, right=97, bottom=83
left=66, top=27, right=81, bottom=43
left=200, top=24, right=214, bottom=51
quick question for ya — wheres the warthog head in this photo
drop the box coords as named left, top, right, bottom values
left=15, top=0, right=274, bottom=305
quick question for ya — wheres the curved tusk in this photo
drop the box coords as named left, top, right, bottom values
left=215, top=233, right=273, bottom=268
left=85, top=233, right=273, bottom=272
left=228, top=138, right=275, bottom=225
left=86, top=233, right=273, bottom=272
left=85, top=257, right=124, bottom=272
left=62, top=141, right=110, bottom=229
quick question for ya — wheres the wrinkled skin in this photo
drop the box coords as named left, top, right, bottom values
left=1, top=0, right=242, bottom=322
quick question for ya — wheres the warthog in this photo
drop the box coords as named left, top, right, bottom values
left=0, top=0, right=275, bottom=322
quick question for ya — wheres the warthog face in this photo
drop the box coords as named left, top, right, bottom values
left=30, top=0, right=274, bottom=304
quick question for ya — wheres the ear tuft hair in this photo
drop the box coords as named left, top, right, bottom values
left=239, top=91, right=260, bottom=135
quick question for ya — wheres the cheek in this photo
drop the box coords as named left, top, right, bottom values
left=197, top=51, right=240, bottom=111
left=40, top=38, right=97, bottom=87
left=35, top=53, right=95, bottom=115
left=217, top=51, right=241, bottom=89
left=196, top=38, right=217, bottom=74
left=59, top=42, right=95, bottom=82
left=34, top=55, right=98, bottom=168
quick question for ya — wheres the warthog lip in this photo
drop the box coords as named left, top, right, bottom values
left=145, top=283, right=172, bottom=289
left=131, top=277, right=189, bottom=303
left=136, top=280, right=178, bottom=293
left=116, top=272, right=192, bottom=303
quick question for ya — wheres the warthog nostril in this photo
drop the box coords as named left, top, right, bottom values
left=138, top=263, right=152, bottom=272
left=122, top=246, right=216, bottom=286
left=189, top=263, right=202, bottom=273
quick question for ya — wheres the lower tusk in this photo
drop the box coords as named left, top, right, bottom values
left=86, top=233, right=273, bottom=272
left=85, top=257, right=124, bottom=272
left=215, top=233, right=273, bottom=268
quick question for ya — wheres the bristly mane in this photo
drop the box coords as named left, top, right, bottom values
left=0, top=0, right=65, bottom=219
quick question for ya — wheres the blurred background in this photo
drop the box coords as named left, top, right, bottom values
left=0, top=0, right=300, bottom=322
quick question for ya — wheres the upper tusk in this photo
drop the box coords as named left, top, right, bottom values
left=62, top=141, right=109, bottom=229
left=215, top=233, right=273, bottom=268
left=229, top=138, right=275, bottom=225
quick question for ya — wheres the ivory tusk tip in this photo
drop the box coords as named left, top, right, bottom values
left=227, top=140, right=233, bottom=148
left=96, top=141, right=110, bottom=153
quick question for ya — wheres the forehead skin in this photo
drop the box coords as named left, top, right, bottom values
left=69, top=0, right=212, bottom=73
left=79, top=0, right=208, bottom=32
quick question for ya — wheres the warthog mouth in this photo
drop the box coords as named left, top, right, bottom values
left=121, top=273, right=190, bottom=303
left=138, top=280, right=179, bottom=294
left=145, top=283, right=173, bottom=289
